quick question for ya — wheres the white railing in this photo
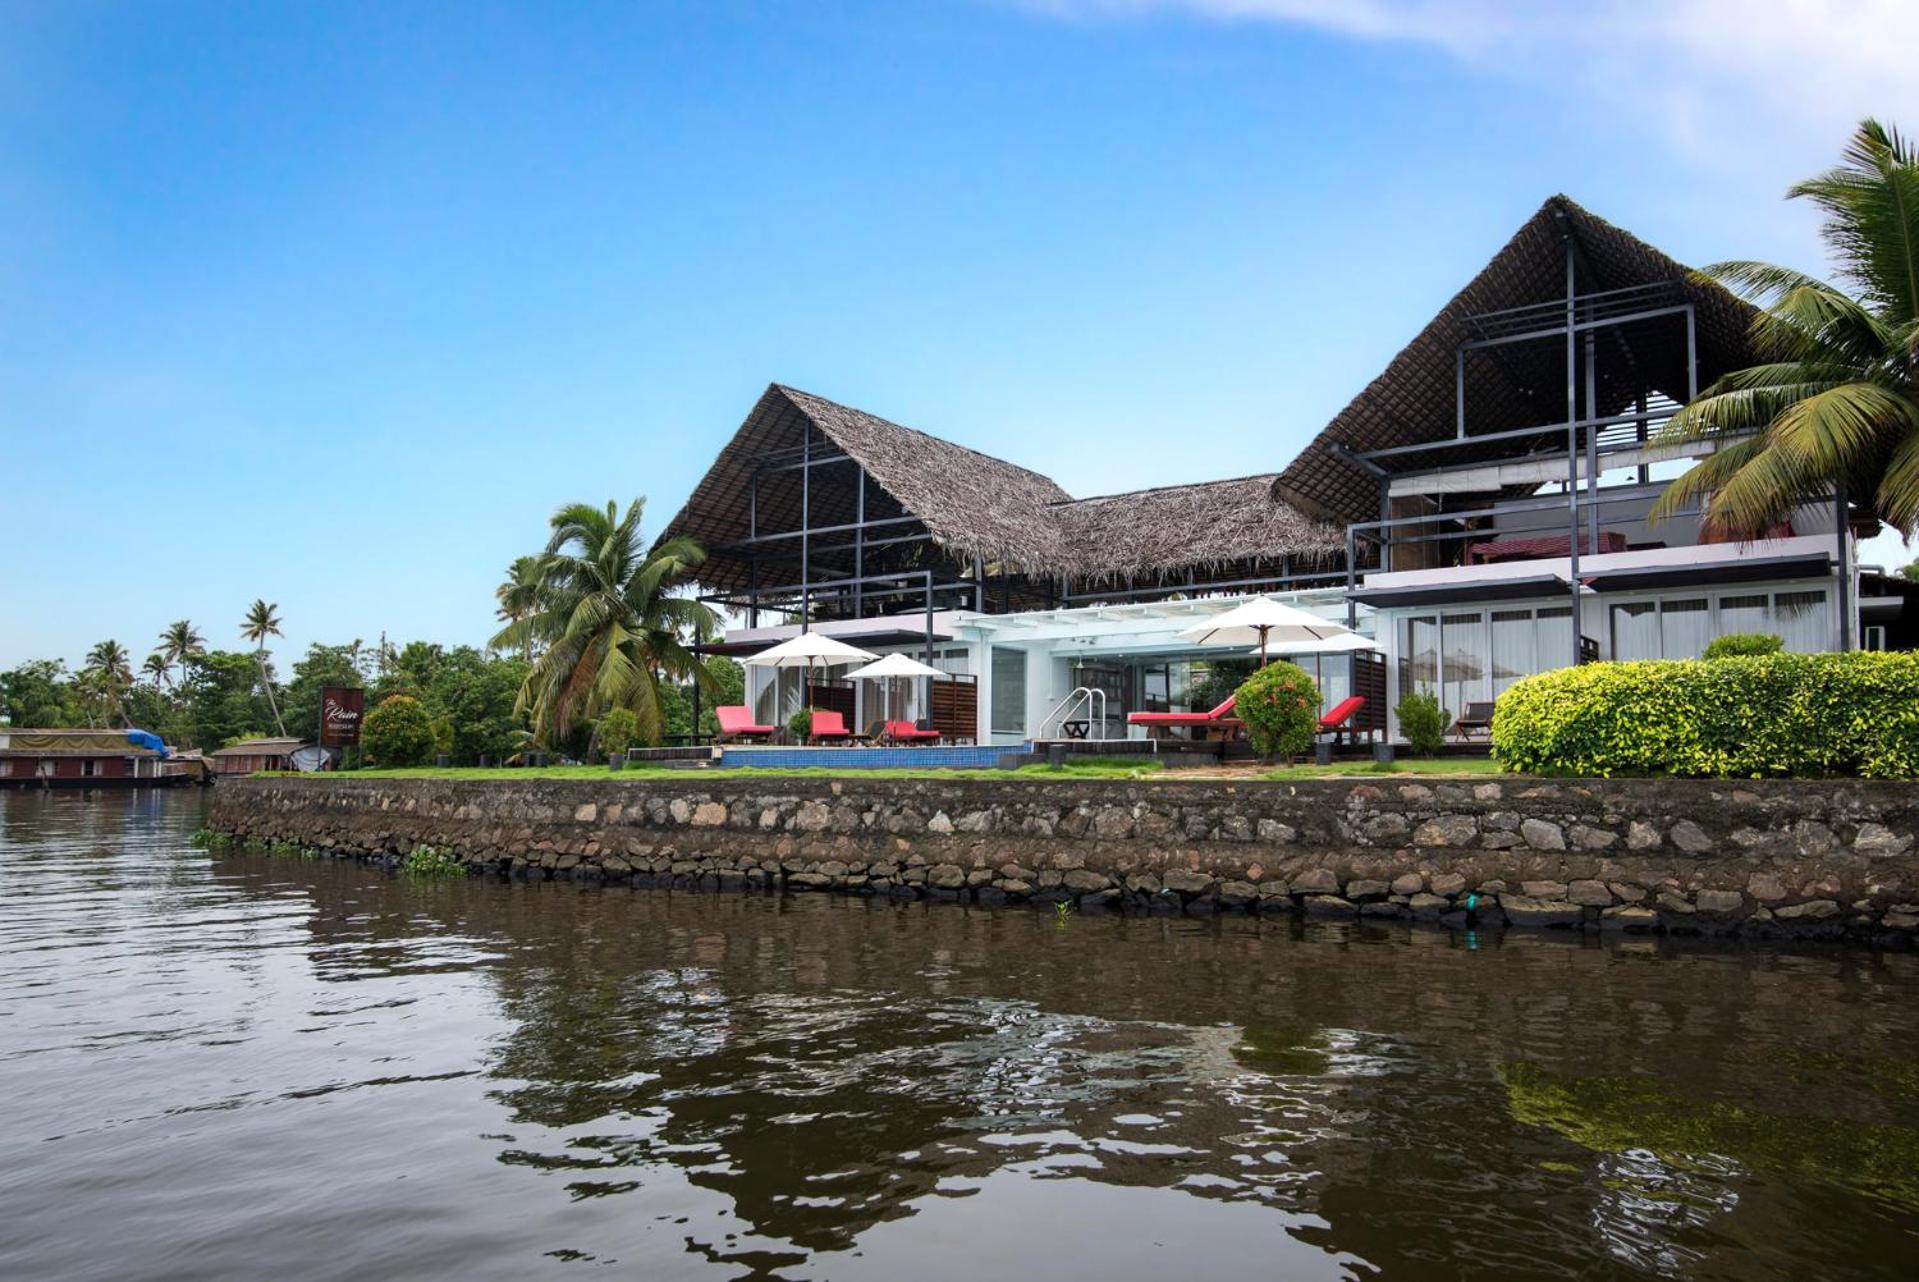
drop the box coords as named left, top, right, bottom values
left=1036, top=686, right=1113, bottom=741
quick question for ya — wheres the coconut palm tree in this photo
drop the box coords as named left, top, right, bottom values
left=158, top=619, right=205, bottom=689
left=239, top=599, right=289, bottom=736
left=1652, top=119, right=1919, bottom=540
left=494, top=554, right=550, bottom=663
left=82, top=640, right=133, bottom=726
left=491, top=498, right=717, bottom=747
left=141, top=653, right=172, bottom=689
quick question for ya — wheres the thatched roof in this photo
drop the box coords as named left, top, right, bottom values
left=662, top=385, right=1336, bottom=591
left=1051, top=474, right=1343, bottom=580
left=1273, top=195, right=1760, bottom=524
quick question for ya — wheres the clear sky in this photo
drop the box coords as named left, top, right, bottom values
left=5, top=0, right=1916, bottom=668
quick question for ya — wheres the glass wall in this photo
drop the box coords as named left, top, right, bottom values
left=1774, top=590, right=1829, bottom=652
left=1610, top=601, right=1660, bottom=661
left=1610, top=589, right=1830, bottom=659
left=990, top=647, right=1027, bottom=736
left=1439, top=613, right=1487, bottom=719
left=1490, top=610, right=1534, bottom=696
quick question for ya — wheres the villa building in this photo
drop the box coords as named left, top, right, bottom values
left=662, top=197, right=1916, bottom=746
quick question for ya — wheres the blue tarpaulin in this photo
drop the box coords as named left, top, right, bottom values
left=125, top=729, right=170, bottom=758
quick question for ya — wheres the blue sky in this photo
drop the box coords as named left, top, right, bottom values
left=4, top=0, right=1914, bottom=668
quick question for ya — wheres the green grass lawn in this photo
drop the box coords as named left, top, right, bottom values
left=1263, top=755, right=1506, bottom=780
left=258, top=756, right=1172, bottom=783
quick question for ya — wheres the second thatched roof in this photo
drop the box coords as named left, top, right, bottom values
left=661, top=385, right=1339, bottom=592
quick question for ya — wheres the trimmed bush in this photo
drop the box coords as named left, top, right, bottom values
left=787, top=707, right=814, bottom=740
left=1491, top=651, right=1919, bottom=779
left=362, top=694, right=437, bottom=767
left=1702, top=632, right=1783, bottom=660
left=1234, top=661, right=1320, bottom=760
left=1396, top=692, right=1448, bottom=756
left=595, top=706, right=640, bottom=758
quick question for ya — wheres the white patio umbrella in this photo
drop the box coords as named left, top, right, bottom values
left=742, top=633, right=877, bottom=710
left=845, top=652, right=945, bottom=725
left=1261, top=631, right=1382, bottom=657
left=1178, top=596, right=1357, bottom=666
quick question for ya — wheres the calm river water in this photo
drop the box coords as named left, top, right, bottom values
left=3, top=790, right=1918, bottom=1281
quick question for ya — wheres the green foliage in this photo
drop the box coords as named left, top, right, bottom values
left=1651, top=120, right=1919, bottom=540
left=282, top=643, right=367, bottom=739
left=1234, top=661, right=1320, bottom=760
left=787, top=706, right=814, bottom=740
left=400, top=844, right=465, bottom=879
left=1189, top=658, right=1256, bottom=715
left=490, top=497, right=718, bottom=748
left=1901, top=560, right=1919, bottom=582
left=362, top=694, right=438, bottom=767
left=178, top=650, right=276, bottom=749
left=1490, top=651, right=1919, bottom=779
left=595, top=706, right=641, bottom=758
left=0, top=659, right=82, bottom=727
left=1703, top=632, right=1784, bottom=660
left=661, top=656, right=746, bottom=742
left=1501, top=1059, right=1919, bottom=1214
left=1395, top=692, right=1448, bottom=755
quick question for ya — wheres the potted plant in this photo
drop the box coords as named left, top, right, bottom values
left=787, top=707, right=815, bottom=744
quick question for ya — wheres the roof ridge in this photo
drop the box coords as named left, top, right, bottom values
left=1055, top=471, right=1282, bottom=508
left=771, top=383, right=1072, bottom=494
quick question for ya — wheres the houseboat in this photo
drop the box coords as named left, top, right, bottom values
left=661, top=196, right=1916, bottom=746
left=0, top=727, right=202, bottom=787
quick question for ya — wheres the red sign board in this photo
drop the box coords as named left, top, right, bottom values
left=320, top=686, right=365, bottom=747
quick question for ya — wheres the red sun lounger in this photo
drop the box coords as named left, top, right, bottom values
left=715, top=706, right=777, bottom=743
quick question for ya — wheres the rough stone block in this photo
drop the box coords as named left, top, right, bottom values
left=1519, top=819, right=1566, bottom=851
left=1568, top=879, right=1612, bottom=906
left=1500, top=895, right=1583, bottom=927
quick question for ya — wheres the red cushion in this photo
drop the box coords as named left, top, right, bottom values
left=1129, top=695, right=1238, bottom=726
left=809, top=710, right=850, bottom=737
left=1318, top=696, right=1365, bottom=729
left=716, top=706, right=775, bottom=734
left=886, top=721, right=939, bottom=739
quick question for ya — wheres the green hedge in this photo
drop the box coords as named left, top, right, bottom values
left=1491, top=651, right=1919, bottom=779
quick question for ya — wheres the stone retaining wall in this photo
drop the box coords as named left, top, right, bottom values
left=210, top=774, right=1919, bottom=945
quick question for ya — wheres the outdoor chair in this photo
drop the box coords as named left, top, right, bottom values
left=1316, top=696, right=1367, bottom=748
left=1126, top=695, right=1242, bottom=739
left=807, top=710, right=852, bottom=744
left=1452, top=701, right=1496, bottom=741
left=715, top=705, right=777, bottom=743
left=883, top=719, right=941, bottom=745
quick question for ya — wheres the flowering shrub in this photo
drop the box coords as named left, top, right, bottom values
left=1491, top=651, right=1919, bottom=778
left=363, top=694, right=436, bottom=767
left=1234, top=661, right=1320, bottom=760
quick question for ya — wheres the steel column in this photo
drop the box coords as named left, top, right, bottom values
left=799, top=427, right=811, bottom=632
left=1837, top=483, right=1853, bottom=651
left=1564, top=236, right=1584, bottom=667
left=853, top=465, right=865, bottom=619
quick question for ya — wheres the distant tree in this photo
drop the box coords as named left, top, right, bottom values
left=239, top=600, right=289, bottom=736
left=141, top=653, right=172, bottom=689
left=0, top=660, right=80, bottom=727
left=420, top=647, right=529, bottom=765
left=82, top=640, right=134, bottom=726
left=177, top=651, right=275, bottom=750
left=281, top=643, right=367, bottom=741
left=593, top=706, right=641, bottom=759
left=494, top=555, right=549, bottom=663
left=1900, top=559, right=1919, bottom=581
left=158, top=619, right=206, bottom=689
